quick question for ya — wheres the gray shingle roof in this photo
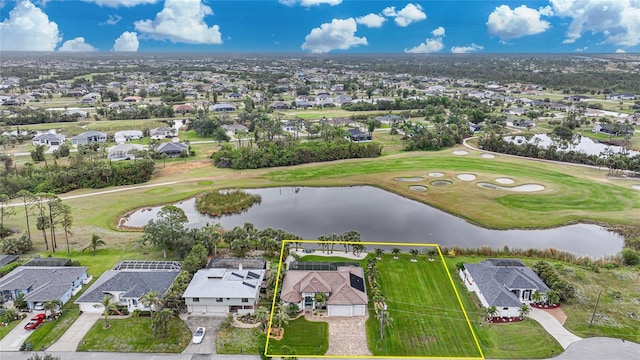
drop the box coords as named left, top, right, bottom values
left=0, top=266, right=87, bottom=301
left=76, top=270, right=179, bottom=303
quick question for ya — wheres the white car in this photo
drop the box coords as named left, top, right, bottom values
left=34, top=302, right=45, bottom=311
left=192, top=327, right=206, bottom=344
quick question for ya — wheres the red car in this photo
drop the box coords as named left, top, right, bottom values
left=24, top=313, right=46, bottom=330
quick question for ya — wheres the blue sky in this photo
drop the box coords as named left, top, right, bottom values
left=1, top=0, right=639, bottom=53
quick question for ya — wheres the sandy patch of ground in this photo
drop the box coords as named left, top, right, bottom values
left=457, top=173, right=477, bottom=181
left=495, top=177, right=514, bottom=184
left=428, top=172, right=444, bottom=177
left=453, top=150, right=468, bottom=155
left=394, top=177, right=424, bottom=182
left=477, top=183, right=545, bottom=192
left=409, top=185, right=427, bottom=192
left=481, top=153, right=495, bottom=159
left=155, top=160, right=211, bottom=176
left=632, top=184, right=640, bottom=191
left=431, top=180, right=452, bottom=186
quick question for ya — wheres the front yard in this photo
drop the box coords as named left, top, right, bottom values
left=266, top=317, right=329, bottom=356
left=77, top=316, right=190, bottom=352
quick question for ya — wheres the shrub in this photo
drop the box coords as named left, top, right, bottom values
left=620, top=248, right=640, bottom=266
left=0, top=234, right=32, bottom=254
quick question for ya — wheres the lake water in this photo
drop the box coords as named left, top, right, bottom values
left=121, top=186, right=624, bottom=258
left=505, top=134, right=639, bottom=157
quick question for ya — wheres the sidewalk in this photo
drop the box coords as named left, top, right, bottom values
left=528, top=307, right=582, bottom=349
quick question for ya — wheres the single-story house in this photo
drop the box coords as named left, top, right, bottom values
left=280, top=265, right=367, bottom=317
left=108, top=143, right=145, bottom=160
left=221, top=124, right=249, bottom=137
left=80, top=93, right=101, bottom=104
left=209, top=103, right=236, bottom=112
left=346, top=128, right=372, bottom=142
left=270, top=101, right=289, bottom=110
left=592, top=123, right=635, bottom=136
left=123, top=96, right=143, bottom=103
left=150, top=127, right=178, bottom=140
left=375, top=114, right=403, bottom=124
left=294, top=100, right=314, bottom=109
left=114, top=130, right=143, bottom=144
left=107, top=102, right=131, bottom=110
left=71, top=131, right=107, bottom=146
left=607, top=93, right=636, bottom=101
left=66, top=109, right=88, bottom=118
left=173, top=104, right=196, bottom=113
left=155, top=141, right=189, bottom=157
left=0, top=254, right=18, bottom=268
left=0, top=266, right=88, bottom=310
left=32, top=133, right=66, bottom=146
left=75, top=260, right=181, bottom=314
left=460, top=259, right=549, bottom=318
left=183, top=267, right=265, bottom=315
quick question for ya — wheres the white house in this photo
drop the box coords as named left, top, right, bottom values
left=209, top=103, right=236, bottom=112
left=280, top=265, right=367, bottom=317
left=182, top=267, right=265, bottom=315
left=108, top=143, right=145, bottom=160
left=32, top=133, right=66, bottom=146
left=114, top=130, right=143, bottom=144
left=607, top=93, right=636, bottom=101
left=150, top=127, right=177, bottom=140
left=71, top=131, right=107, bottom=146
left=75, top=261, right=181, bottom=314
left=459, top=259, right=549, bottom=318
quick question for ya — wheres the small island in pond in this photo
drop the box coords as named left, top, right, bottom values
left=195, top=189, right=262, bottom=217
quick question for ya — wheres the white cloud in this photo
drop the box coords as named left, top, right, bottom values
left=113, top=31, right=139, bottom=51
left=278, top=0, right=342, bottom=6
left=615, top=48, right=626, bottom=53
left=134, top=0, right=222, bottom=44
left=383, top=3, right=426, bottom=27
left=450, top=43, right=484, bottom=53
left=432, top=26, right=445, bottom=37
left=0, top=1, right=61, bottom=51
left=82, top=0, right=159, bottom=7
left=405, top=38, right=443, bottom=53
left=356, top=13, right=386, bottom=28
left=550, top=0, right=640, bottom=46
left=486, top=5, right=551, bottom=40
left=574, top=46, right=588, bottom=52
left=59, top=37, right=97, bottom=52
left=100, top=14, right=122, bottom=26
left=302, top=18, right=367, bottom=53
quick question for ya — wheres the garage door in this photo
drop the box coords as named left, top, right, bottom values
left=189, top=305, right=206, bottom=313
left=328, top=305, right=352, bottom=316
left=353, top=305, right=366, bottom=316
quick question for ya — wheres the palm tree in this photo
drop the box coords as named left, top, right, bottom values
left=83, top=234, right=106, bottom=256
left=44, top=299, right=62, bottom=317
left=140, top=290, right=162, bottom=326
left=253, top=306, right=270, bottom=331
left=96, top=294, right=116, bottom=328
left=314, top=292, right=327, bottom=310
left=546, top=290, right=560, bottom=306
left=486, top=306, right=498, bottom=321
left=532, top=290, right=543, bottom=305
left=272, top=303, right=289, bottom=335
left=409, top=249, right=419, bottom=262
left=374, top=248, right=384, bottom=260
left=519, top=304, right=531, bottom=319
left=152, top=308, right=173, bottom=338
left=391, top=248, right=401, bottom=259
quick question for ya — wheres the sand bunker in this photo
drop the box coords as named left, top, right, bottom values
left=431, top=180, right=452, bottom=186
left=394, top=177, right=424, bottom=182
left=633, top=185, right=640, bottom=191
left=453, top=150, right=468, bottom=155
left=495, top=177, right=514, bottom=184
left=477, top=183, right=545, bottom=192
left=409, top=185, right=427, bottom=192
left=457, top=173, right=477, bottom=181
left=481, top=153, right=495, bottom=159
left=428, top=172, right=444, bottom=177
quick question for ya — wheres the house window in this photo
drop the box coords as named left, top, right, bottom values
left=216, top=298, right=223, bottom=303
left=132, top=299, right=137, bottom=306
left=193, top=298, right=200, bottom=302
left=242, top=298, right=249, bottom=303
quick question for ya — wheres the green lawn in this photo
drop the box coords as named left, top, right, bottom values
left=266, top=317, right=329, bottom=356
left=0, top=318, right=22, bottom=341
left=367, top=254, right=482, bottom=358
left=216, top=327, right=265, bottom=354
left=77, top=316, right=190, bottom=352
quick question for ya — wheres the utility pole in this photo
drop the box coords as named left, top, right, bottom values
left=589, top=290, right=602, bottom=328
left=379, top=302, right=388, bottom=339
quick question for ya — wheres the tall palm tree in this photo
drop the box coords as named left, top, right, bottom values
left=44, top=299, right=62, bottom=317
left=96, top=294, right=116, bottom=328
left=152, top=308, right=173, bottom=338
left=83, top=234, right=106, bottom=256
left=140, top=290, right=162, bottom=328
left=273, top=302, right=289, bottom=334
left=253, top=306, right=270, bottom=331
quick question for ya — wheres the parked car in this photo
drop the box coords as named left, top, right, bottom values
left=192, top=327, right=205, bottom=344
left=33, top=302, right=45, bottom=311
left=24, top=313, right=46, bottom=330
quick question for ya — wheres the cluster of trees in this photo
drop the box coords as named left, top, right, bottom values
left=478, top=132, right=640, bottom=174
left=0, top=153, right=155, bottom=198
left=189, top=117, right=230, bottom=142
left=0, top=108, right=78, bottom=126
left=532, top=261, right=576, bottom=304
left=95, top=104, right=175, bottom=120
left=399, top=118, right=472, bottom=151
left=211, top=139, right=382, bottom=170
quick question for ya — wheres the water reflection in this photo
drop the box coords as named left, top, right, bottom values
left=505, top=134, right=639, bottom=157
left=121, top=186, right=623, bottom=258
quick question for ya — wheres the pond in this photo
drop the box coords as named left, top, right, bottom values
left=505, top=133, right=639, bottom=157
left=121, top=186, right=624, bottom=258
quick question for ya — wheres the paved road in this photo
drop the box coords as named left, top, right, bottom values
left=46, top=313, right=101, bottom=352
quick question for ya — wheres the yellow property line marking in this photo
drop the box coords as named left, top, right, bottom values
left=265, top=240, right=484, bottom=359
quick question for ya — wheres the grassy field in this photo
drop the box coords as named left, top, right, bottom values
left=367, top=253, right=482, bottom=358
left=216, top=327, right=265, bottom=354
left=0, top=318, right=21, bottom=341
left=266, top=317, right=329, bottom=356
left=77, top=316, right=190, bottom=352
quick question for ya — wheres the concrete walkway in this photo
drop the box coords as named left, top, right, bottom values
left=528, top=308, right=582, bottom=349
left=46, top=313, right=101, bottom=351
left=0, top=313, right=38, bottom=351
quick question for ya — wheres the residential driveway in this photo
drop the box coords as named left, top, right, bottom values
left=305, top=313, right=371, bottom=356
left=181, top=315, right=225, bottom=355
left=528, top=308, right=582, bottom=349
left=46, top=312, right=101, bottom=351
left=0, top=312, right=45, bottom=351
